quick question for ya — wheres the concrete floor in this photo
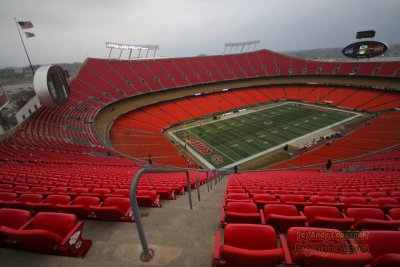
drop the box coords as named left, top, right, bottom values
left=0, top=177, right=227, bottom=267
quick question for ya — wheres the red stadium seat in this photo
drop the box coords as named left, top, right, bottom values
left=2, top=193, right=43, bottom=210
left=28, top=195, right=72, bottom=213
left=13, top=185, right=30, bottom=193
left=339, top=196, right=378, bottom=209
left=346, top=207, right=400, bottom=230
left=56, top=196, right=100, bottom=219
left=49, top=187, right=68, bottom=194
left=263, top=204, right=306, bottom=232
left=367, top=192, right=388, bottom=198
left=388, top=208, right=400, bottom=220
left=221, top=202, right=263, bottom=228
left=370, top=197, right=400, bottom=211
left=279, top=195, right=310, bottom=210
left=286, top=227, right=372, bottom=267
left=0, top=192, right=18, bottom=202
left=247, top=189, right=268, bottom=198
left=252, top=194, right=279, bottom=210
left=0, top=212, right=92, bottom=257
left=309, top=196, right=345, bottom=209
left=0, top=208, right=31, bottom=229
left=30, top=187, right=49, bottom=194
left=0, top=208, right=32, bottom=248
left=0, top=184, right=13, bottom=191
left=226, top=188, right=246, bottom=194
left=136, top=190, right=161, bottom=207
left=224, top=193, right=251, bottom=206
left=109, top=189, right=130, bottom=197
left=91, top=188, right=112, bottom=198
left=358, top=231, right=400, bottom=267
left=214, top=224, right=285, bottom=267
left=90, top=197, right=133, bottom=222
left=303, top=205, right=354, bottom=230
left=69, top=188, right=90, bottom=195
left=155, top=186, right=175, bottom=200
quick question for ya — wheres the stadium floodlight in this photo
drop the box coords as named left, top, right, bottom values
left=105, top=42, right=160, bottom=60
left=223, top=40, right=260, bottom=55
left=194, top=92, right=202, bottom=96
left=222, top=88, right=229, bottom=91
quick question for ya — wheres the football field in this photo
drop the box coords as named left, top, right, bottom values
left=169, top=103, right=359, bottom=169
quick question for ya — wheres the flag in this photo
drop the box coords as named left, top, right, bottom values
left=18, top=21, right=34, bottom=29
left=24, top=32, right=35, bottom=38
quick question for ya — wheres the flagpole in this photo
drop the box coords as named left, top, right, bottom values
left=14, top=17, right=35, bottom=75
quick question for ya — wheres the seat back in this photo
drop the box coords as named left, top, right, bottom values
left=136, top=190, right=157, bottom=201
left=13, top=186, right=30, bottom=193
left=280, top=195, right=306, bottom=203
left=370, top=197, right=398, bottom=206
left=0, top=184, right=13, bottom=191
left=0, top=208, right=31, bottom=229
left=103, top=197, right=131, bottom=211
left=253, top=194, right=276, bottom=202
left=32, top=212, right=77, bottom=237
left=389, top=208, right=400, bottom=220
left=340, top=197, right=368, bottom=206
left=224, top=224, right=277, bottom=250
left=113, top=189, right=130, bottom=197
left=49, top=187, right=68, bottom=194
left=70, top=188, right=89, bottom=194
left=73, top=196, right=100, bottom=207
left=367, top=192, right=387, bottom=198
left=310, top=196, right=336, bottom=204
left=346, top=208, right=385, bottom=221
left=342, top=192, right=364, bottom=197
left=227, top=188, right=246, bottom=194
left=45, top=195, right=71, bottom=205
left=264, top=204, right=299, bottom=216
left=304, top=206, right=341, bottom=220
left=19, top=194, right=43, bottom=203
left=92, top=188, right=111, bottom=196
left=0, top=192, right=17, bottom=201
left=225, top=193, right=250, bottom=201
left=226, top=202, right=258, bottom=213
left=30, top=187, right=48, bottom=193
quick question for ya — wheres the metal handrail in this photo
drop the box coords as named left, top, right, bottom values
left=129, top=167, right=193, bottom=261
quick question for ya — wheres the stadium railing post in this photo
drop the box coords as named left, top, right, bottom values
left=196, top=169, right=201, bottom=202
left=185, top=170, right=193, bottom=210
left=209, top=171, right=213, bottom=190
left=206, top=171, right=210, bottom=192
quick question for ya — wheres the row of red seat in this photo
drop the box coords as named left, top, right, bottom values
left=221, top=201, right=400, bottom=232
left=0, top=193, right=134, bottom=221
left=225, top=191, right=400, bottom=209
left=0, top=208, right=92, bottom=257
left=84, top=51, right=400, bottom=100
left=214, top=224, right=400, bottom=267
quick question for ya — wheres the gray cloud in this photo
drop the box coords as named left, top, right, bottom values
left=1, top=0, right=399, bottom=67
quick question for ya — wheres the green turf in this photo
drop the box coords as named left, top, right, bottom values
left=170, top=103, right=355, bottom=169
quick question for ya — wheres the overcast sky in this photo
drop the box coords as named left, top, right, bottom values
left=1, top=0, right=399, bottom=68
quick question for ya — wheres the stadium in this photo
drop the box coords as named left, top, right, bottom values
left=1, top=1, right=400, bottom=267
